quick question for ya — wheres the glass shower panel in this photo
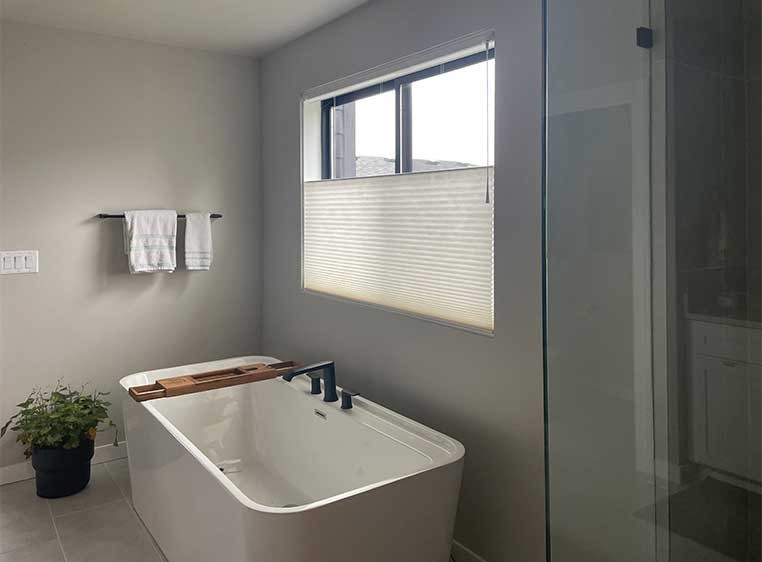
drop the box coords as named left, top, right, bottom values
left=545, top=0, right=657, bottom=560
left=546, top=0, right=762, bottom=560
left=661, top=0, right=762, bottom=561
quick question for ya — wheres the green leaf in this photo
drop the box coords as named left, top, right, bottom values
left=1, top=381, right=117, bottom=450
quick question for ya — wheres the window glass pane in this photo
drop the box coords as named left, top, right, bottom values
left=410, top=60, right=495, bottom=172
left=332, top=90, right=395, bottom=179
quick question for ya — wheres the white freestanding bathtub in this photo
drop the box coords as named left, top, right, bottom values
left=119, top=356, right=465, bottom=562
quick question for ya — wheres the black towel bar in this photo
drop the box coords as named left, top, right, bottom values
left=97, top=213, right=222, bottom=219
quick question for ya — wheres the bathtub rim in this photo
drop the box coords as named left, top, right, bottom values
left=120, top=355, right=465, bottom=515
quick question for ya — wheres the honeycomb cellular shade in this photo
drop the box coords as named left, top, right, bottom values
left=303, top=166, right=494, bottom=332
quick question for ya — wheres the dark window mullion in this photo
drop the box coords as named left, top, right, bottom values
left=394, top=86, right=401, bottom=174
left=399, top=83, right=413, bottom=173
left=321, top=100, right=333, bottom=180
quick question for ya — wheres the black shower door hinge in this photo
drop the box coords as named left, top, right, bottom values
left=636, top=26, right=654, bottom=49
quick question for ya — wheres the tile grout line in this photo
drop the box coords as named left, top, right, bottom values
left=104, top=461, right=130, bottom=507
left=106, top=460, right=165, bottom=561
left=52, top=497, right=125, bottom=519
left=48, top=501, right=70, bottom=562
left=48, top=464, right=130, bottom=520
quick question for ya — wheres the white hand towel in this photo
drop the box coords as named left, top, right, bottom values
left=185, top=212, right=213, bottom=271
left=123, top=210, right=177, bottom=274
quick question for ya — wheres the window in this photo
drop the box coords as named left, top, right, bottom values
left=411, top=61, right=495, bottom=171
left=302, top=39, right=495, bottom=334
left=328, top=90, right=396, bottom=178
left=321, top=49, right=495, bottom=179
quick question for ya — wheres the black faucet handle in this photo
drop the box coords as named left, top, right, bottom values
left=340, top=388, right=360, bottom=410
left=308, top=374, right=322, bottom=395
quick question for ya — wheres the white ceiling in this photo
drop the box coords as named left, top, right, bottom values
left=1, top=0, right=369, bottom=57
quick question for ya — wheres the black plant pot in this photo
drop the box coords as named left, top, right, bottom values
left=31, top=438, right=95, bottom=498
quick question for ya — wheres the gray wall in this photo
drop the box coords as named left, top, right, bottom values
left=0, top=14, right=5, bottom=460
left=0, top=21, right=262, bottom=466
left=259, top=1, right=545, bottom=560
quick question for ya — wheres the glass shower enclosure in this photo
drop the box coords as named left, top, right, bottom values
left=544, top=0, right=761, bottom=560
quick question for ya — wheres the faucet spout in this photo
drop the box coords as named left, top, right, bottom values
left=284, top=361, right=338, bottom=402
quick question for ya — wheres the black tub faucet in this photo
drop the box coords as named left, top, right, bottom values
left=283, top=361, right=338, bottom=402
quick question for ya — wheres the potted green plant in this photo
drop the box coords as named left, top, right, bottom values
left=1, top=382, right=118, bottom=498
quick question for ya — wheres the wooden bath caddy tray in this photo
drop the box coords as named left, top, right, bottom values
left=128, top=361, right=298, bottom=402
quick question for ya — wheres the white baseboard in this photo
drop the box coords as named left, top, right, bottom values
left=452, top=540, right=488, bottom=562
left=0, top=440, right=128, bottom=486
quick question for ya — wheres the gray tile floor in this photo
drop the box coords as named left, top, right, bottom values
left=0, top=459, right=167, bottom=562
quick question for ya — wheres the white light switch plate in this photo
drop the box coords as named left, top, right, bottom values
left=0, top=251, right=39, bottom=274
